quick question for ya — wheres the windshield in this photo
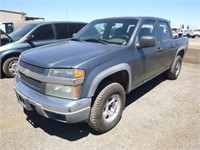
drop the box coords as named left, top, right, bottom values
left=74, top=19, right=138, bottom=45
left=9, top=24, right=38, bottom=41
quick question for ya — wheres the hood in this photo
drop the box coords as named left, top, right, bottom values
left=0, top=40, right=30, bottom=52
left=21, top=41, right=121, bottom=68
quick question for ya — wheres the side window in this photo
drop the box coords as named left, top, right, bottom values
left=68, top=23, right=82, bottom=38
left=32, top=24, right=54, bottom=41
left=55, top=23, right=69, bottom=39
left=76, top=23, right=86, bottom=30
left=159, top=22, right=171, bottom=41
left=55, top=23, right=85, bottom=39
left=5, top=23, right=14, bottom=34
left=139, top=21, right=158, bottom=41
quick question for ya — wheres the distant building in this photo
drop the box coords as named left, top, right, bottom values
left=0, top=9, right=44, bottom=22
left=0, top=9, right=27, bottom=22
left=0, top=9, right=44, bottom=34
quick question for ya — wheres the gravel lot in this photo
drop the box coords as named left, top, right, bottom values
left=1, top=38, right=200, bottom=150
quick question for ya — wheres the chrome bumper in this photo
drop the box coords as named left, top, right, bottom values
left=14, top=75, right=91, bottom=123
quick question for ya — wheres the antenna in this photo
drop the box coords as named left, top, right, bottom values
left=66, top=1, right=68, bottom=21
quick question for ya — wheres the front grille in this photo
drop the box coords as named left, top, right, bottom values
left=19, top=72, right=43, bottom=93
left=19, top=60, right=45, bottom=75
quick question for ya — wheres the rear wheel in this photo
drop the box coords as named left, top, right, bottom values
left=167, top=55, right=182, bottom=80
left=3, top=57, right=18, bottom=78
left=88, top=82, right=125, bottom=133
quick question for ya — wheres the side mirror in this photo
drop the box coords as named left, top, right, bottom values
left=136, top=36, right=156, bottom=48
left=24, top=34, right=34, bottom=42
left=72, top=33, right=76, bottom=37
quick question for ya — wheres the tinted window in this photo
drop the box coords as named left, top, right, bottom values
left=159, top=22, right=171, bottom=41
left=68, top=23, right=82, bottom=38
left=55, top=23, right=86, bottom=39
left=5, top=23, right=14, bottom=34
left=76, top=23, right=86, bottom=30
left=9, top=24, right=38, bottom=41
left=139, top=21, right=158, bottom=41
left=31, top=24, right=55, bottom=41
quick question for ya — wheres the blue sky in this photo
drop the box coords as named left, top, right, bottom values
left=1, top=0, right=199, bottom=29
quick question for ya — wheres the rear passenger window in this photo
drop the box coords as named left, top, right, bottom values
left=55, top=23, right=85, bottom=39
left=68, top=23, right=82, bottom=38
left=32, top=25, right=55, bottom=41
left=55, top=23, right=69, bottom=39
left=159, top=22, right=171, bottom=41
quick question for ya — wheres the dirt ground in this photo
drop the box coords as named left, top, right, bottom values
left=0, top=38, right=200, bottom=150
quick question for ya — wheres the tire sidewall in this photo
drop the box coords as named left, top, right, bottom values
left=173, top=56, right=182, bottom=79
left=168, top=55, right=182, bottom=80
left=89, top=82, right=125, bottom=132
left=2, top=57, right=18, bottom=78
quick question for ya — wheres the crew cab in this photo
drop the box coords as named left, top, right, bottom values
left=14, top=17, right=188, bottom=133
left=0, top=21, right=87, bottom=78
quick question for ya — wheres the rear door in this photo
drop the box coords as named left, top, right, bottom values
left=157, top=21, right=175, bottom=69
left=54, top=23, right=86, bottom=39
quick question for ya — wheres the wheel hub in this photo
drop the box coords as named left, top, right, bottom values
left=8, top=60, right=18, bottom=75
left=103, top=94, right=121, bottom=123
left=175, top=60, right=181, bottom=76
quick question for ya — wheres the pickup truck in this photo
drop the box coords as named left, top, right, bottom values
left=14, top=17, right=189, bottom=133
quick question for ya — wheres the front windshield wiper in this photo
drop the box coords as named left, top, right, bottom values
left=84, top=38, right=109, bottom=45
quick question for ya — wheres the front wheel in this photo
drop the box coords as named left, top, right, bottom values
left=2, top=57, right=18, bottom=78
left=88, top=82, right=125, bottom=133
left=167, top=55, right=182, bottom=80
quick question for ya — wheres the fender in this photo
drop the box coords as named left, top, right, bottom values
left=168, top=45, right=187, bottom=71
left=87, top=63, right=132, bottom=97
left=0, top=49, right=22, bottom=64
left=175, top=45, right=186, bottom=58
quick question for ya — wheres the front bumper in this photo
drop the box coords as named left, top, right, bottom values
left=14, top=75, right=92, bottom=123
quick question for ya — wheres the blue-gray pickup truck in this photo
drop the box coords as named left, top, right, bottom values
left=14, top=17, right=189, bottom=133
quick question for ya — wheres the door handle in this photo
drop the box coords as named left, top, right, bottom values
left=171, top=44, right=175, bottom=48
left=157, top=47, right=162, bottom=52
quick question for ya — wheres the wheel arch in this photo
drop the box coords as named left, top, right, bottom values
left=175, top=45, right=186, bottom=59
left=1, top=50, right=21, bottom=66
left=87, top=63, right=132, bottom=98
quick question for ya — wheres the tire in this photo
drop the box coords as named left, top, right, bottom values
left=2, top=57, right=18, bottom=78
left=88, top=82, right=125, bottom=133
left=167, top=55, right=182, bottom=80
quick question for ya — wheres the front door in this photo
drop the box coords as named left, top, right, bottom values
left=132, top=20, right=161, bottom=87
left=27, top=24, right=57, bottom=47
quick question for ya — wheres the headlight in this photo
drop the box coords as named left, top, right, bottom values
left=49, top=69, right=85, bottom=78
left=46, top=83, right=81, bottom=99
left=46, top=69, right=84, bottom=99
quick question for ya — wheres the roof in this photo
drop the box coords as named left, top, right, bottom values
left=32, top=21, right=87, bottom=24
left=93, top=16, right=168, bottom=22
left=0, top=9, right=26, bottom=15
left=18, top=21, right=87, bottom=27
